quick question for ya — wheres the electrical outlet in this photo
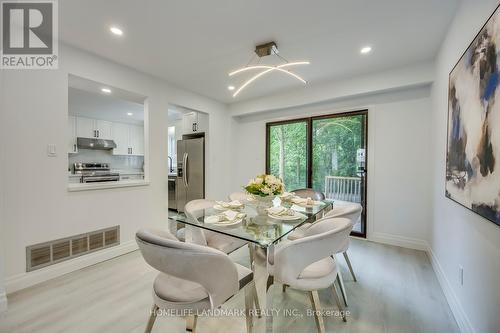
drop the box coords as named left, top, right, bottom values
left=459, top=266, right=464, bottom=286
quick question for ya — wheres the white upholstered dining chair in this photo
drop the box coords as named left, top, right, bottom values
left=288, top=202, right=362, bottom=281
left=266, top=217, right=353, bottom=332
left=136, top=228, right=260, bottom=333
left=177, top=199, right=249, bottom=255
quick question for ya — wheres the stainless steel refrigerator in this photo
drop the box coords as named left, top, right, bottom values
left=176, top=137, right=205, bottom=212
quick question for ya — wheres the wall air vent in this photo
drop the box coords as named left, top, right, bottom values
left=26, top=226, right=120, bottom=272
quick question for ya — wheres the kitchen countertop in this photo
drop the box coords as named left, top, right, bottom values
left=68, top=180, right=149, bottom=192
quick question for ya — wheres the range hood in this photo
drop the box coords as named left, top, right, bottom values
left=77, top=137, right=117, bottom=150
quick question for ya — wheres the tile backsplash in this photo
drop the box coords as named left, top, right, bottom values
left=68, top=149, right=144, bottom=172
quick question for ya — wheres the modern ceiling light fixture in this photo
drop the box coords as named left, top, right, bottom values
left=360, top=46, right=372, bottom=54
left=229, top=42, right=309, bottom=97
left=101, top=88, right=112, bottom=94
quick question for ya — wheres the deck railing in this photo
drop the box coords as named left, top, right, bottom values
left=324, top=176, right=362, bottom=202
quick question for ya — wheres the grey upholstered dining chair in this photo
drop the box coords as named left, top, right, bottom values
left=292, top=188, right=326, bottom=201
left=136, top=228, right=260, bottom=333
left=177, top=199, right=248, bottom=255
left=266, top=217, right=353, bottom=332
left=287, top=202, right=362, bottom=307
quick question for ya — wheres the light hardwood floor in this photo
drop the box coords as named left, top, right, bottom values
left=0, top=238, right=459, bottom=333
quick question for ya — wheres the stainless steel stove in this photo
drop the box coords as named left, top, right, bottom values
left=73, top=163, right=120, bottom=183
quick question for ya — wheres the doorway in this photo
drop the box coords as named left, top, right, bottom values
left=266, top=110, right=368, bottom=237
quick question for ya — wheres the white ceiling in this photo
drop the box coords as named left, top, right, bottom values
left=68, top=89, right=144, bottom=125
left=60, top=0, right=458, bottom=103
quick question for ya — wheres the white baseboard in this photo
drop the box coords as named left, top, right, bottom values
left=368, top=232, right=428, bottom=251
left=5, top=240, right=138, bottom=294
left=0, top=291, right=7, bottom=313
left=426, top=246, right=475, bottom=333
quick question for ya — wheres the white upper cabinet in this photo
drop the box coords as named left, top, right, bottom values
left=112, top=122, right=130, bottom=155
left=129, top=125, right=144, bottom=156
left=76, top=117, right=96, bottom=138
left=182, top=111, right=208, bottom=134
left=76, top=117, right=113, bottom=139
left=95, top=120, right=113, bottom=140
left=67, top=115, right=78, bottom=154
left=112, top=123, right=144, bottom=156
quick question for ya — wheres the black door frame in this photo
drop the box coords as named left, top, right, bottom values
left=265, top=109, right=368, bottom=238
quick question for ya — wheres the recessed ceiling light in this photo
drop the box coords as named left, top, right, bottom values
left=127, top=112, right=133, bottom=116
left=360, top=46, right=372, bottom=54
left=101, top=88, right=112, bottom=94
left=110, top=26, right=123, bottom=36
left=227, top=85, right=235, bottom=91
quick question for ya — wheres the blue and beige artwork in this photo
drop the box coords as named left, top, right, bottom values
left=447, top=5, right=500, bottom=227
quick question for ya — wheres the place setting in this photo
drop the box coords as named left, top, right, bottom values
left=213, top=200, right=245, bottom=211
left=204, top=209, right=247, bottom=227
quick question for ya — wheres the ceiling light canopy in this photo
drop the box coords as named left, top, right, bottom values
left=229, top=41, right=309, bottom=97
left=360, top=46, right=372, bottom=54
left=110, top=26, right=123, bottom=36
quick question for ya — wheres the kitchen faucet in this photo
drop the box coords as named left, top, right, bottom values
left=168, top=156, right=174, bottom=172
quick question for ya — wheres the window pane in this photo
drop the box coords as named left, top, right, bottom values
left=312, top=115, right=365, bottom=193
left=268, top=122, right=308, bottom=191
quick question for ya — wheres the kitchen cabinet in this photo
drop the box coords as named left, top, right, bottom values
left=95, top=120, right=113, bottom=140
left=182, top=111, right=208, bottom=134
left=112, top=122, right=130, bottom=155
left=112, top=123, right=144, bottom=156
left=67, top=115, right=78, bottom=154
left=76, top=117, right=113, bottom=139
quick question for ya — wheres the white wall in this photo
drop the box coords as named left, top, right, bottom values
left=0, top=44, right=231, bottom=292
left=230, top=86, right=433, bottom=247
left=430, top=1, right=500, bottom=332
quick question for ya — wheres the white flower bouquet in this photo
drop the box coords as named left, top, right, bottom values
left=244, top=174, right=285, bottom=197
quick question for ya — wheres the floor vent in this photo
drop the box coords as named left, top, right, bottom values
left=26, top=226, right=120, bottom=272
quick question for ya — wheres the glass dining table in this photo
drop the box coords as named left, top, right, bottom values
left=171, top=198, right=333, bottom=249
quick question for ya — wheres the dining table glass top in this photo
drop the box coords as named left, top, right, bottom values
left=172, top=198, right=333, bottom=247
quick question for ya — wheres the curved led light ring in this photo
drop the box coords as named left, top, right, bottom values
left=229, top=61, right=310, bottom=76
left=231, top=62, right=310, bottom=97
left=233, top=68, right=274, bottom=97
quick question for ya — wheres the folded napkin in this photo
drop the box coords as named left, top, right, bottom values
left=216, top=200, right=244, bottom=209
left=280, top=192, right=296, bottom=201
left=291, top=197, right=321, bottom=206
left=206, top=210, right=246, bottom=224
left=267, top=206, right=296, bottom=216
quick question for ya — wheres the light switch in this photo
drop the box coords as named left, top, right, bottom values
left=47, top=144, right=57, bottom=157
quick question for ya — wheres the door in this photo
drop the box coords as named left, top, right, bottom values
left=266, top=110, right=368, bottom=237
left=76, top=117, right=96, bottom=138
left=129, top=125, right=144, bottom=155
left=95, top=120, right=113, bottom=140
left=311, top=112, right=367, bottom=236
left=185, top=137, right=204, bottom=202
left=112, top=122, right=129, bottom=155
left=266, top=119, right=308, bottom=191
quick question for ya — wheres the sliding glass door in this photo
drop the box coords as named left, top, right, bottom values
left=266, top=119, right=308, bottom=191
left=266, top=110, right=367, bottom=237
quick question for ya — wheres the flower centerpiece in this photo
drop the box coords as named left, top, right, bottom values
left=244, top=174, right=285, bottom=215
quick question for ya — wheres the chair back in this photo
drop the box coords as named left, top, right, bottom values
left=136, top=228, right=239, bottom=308
left=292, top=188, right=325, bottom=201
left=326, top=202, right=362, bottom=225
left=184, top=199, right=216, bottom=245
left=271, top=217, right=352, bottom=286
left=228, top=192, right=249, bottom=202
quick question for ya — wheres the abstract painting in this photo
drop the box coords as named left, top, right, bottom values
left=446, top=4, right=500, bottom=227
